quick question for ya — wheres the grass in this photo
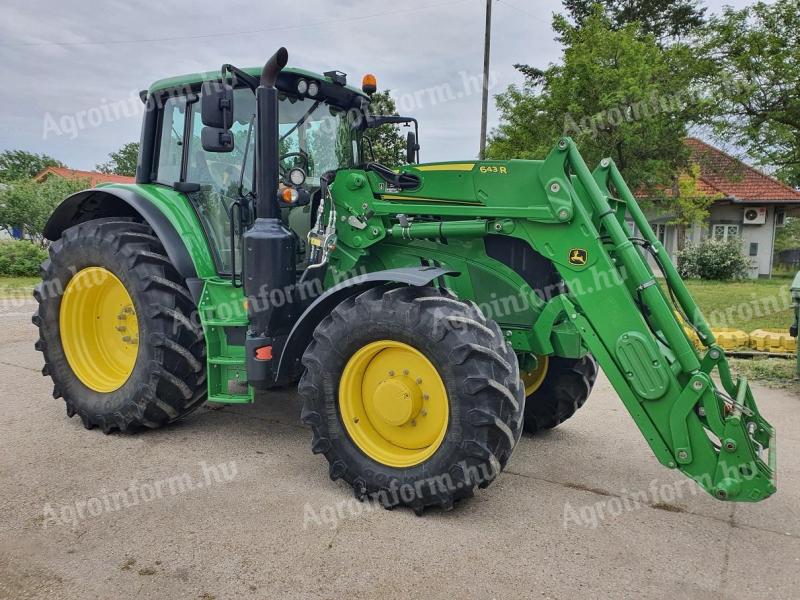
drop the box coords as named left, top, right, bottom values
left=729, top=357, right=800, bottom=394
left=0, top=277, right=39, bottom=299
left=679, top=277, right=795, bottom=332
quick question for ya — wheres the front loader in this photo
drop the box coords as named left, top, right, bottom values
left=34, top=48, right=776, bottom=513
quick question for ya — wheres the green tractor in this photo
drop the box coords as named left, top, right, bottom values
left=34, top=48, right=776, bottom=512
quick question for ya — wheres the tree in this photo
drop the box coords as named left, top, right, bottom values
left=775, top=217, right=800, bottom=254
left=0, top=150, right=64, bottom=183
left=97, top=142, right=139, bottom=177
left=362, top=91, right=407, bottom=168
left=563, top=0, right=706, bottom=42
left=487, top=11, right=707, bottom=204
left=0, top=176, right=89, bottom=244
left=701, top=0, right=800, bottom=187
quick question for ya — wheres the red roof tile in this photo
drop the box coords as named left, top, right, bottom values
left=683, top=138, right=800, bottom=203
left=34, top=167, right=134, bottom=187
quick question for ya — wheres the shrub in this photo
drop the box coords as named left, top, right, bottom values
left=0, top=240, right=48, bottom=277
left=677, top=238, right=750, bottom=280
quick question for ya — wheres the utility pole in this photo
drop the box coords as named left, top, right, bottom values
left=479, top=0, right=493, bottom=160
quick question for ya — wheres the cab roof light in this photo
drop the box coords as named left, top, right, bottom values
left=362, top=73, right=377, bottom=96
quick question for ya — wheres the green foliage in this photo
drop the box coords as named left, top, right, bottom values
left=669, top=164, right=722, bottom=225
left=0, top=150, right=64, bottom=183
left=774, top=216, right=800, bottom=254
left=563, top=0, right=706, bottom=41
left=700, top=0, right=800, bottom=187
left=0, top=241, right=48, bottom=276
left=363, top=91, right=406, bottom=168
left=676, top=238, right=750, bottom=280
left=487, top=11, right=707, bottom=198
left=0, top=176, right=90, bottom=243
left=97, top=142, right=139, bottom=177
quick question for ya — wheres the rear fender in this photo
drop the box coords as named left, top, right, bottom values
left=44, top=184, right=217, bottom=301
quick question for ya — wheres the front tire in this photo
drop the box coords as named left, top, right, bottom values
left=33, top=218, right=207, bottom=433
left=521, top=355, right=598, bottom=435
left=299, top=285, right=524, bottom=514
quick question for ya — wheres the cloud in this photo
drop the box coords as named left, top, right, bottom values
left=0, top=0, right=755, bottom=168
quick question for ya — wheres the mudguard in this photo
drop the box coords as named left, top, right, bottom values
left=275, top=266, right=456, bottom=383
left=43, top=185, right=213, bottom=301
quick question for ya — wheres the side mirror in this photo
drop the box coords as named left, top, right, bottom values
left=201, top=127, right=234, bottom=153
left=201, top=81, right=234, bottom=128
left=406, top=131, right=419, bottom=164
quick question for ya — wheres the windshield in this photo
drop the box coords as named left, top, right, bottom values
left=278, top=96, right=357, bottom=185
left=159, top=86, right=358, bottom=275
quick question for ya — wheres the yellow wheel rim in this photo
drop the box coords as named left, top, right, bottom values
left=339, top=340, right=449, bottom=468
left=60, top=267, right=139, bottom=393
left=521, top=354, right=549, bottom=396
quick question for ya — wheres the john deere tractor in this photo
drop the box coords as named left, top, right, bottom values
left=34, top=48, right=776, bottom=512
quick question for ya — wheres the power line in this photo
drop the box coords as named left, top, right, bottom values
left=496, top=0, right=538, bottom=20
left=0, top=0, right=470, bottom=48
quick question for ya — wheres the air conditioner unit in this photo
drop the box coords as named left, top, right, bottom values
left=743, top=207, right=767, bottom=225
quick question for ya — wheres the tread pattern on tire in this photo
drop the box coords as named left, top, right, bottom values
left=33, top=217, right=207, bottom=433
left=298, top=285, right=525, bottom=514
left=522, top=355, right=598, bottom=435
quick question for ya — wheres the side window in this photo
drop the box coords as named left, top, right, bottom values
left=185, top=90, right=256, bottom=198
left=156, top=96, right=187, bottom=185
left=184, top=89, right=256, bottom=274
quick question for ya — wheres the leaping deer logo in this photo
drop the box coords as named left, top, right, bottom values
left=569, top=248, right=587, bottom=266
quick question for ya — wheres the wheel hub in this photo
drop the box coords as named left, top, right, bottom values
left=371, top=376, right=422, bottom=427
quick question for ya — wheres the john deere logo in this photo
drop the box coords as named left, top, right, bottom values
left=569, top=248, right=588, bottom=266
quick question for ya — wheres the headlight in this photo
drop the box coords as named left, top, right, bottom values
left=297, top=79, right=308, bottom=95
left=289, top=168, right=306, bottom=187
left=307, top=81, right=320, bottom=98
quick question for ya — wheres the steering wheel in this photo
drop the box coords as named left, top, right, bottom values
left=279, top=151, right=309, bottom=184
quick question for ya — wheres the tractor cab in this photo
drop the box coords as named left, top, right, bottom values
left=143, top=64, right=374, bottom=275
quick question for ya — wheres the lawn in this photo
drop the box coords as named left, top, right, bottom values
left=0, top=277, right=39, bottom=299
left=679, top=277, right=795, bottom=332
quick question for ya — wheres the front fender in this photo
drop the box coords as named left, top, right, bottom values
left=275, top=266, right=456, bottom=383
left=44, top=184, right=218, bottom=288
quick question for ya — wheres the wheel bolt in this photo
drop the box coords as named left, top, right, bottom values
left=416, top=378, right=422, bottom=384
left=388, top=370, right=395, bottom=376
left=403, top=369, right=409, bottom=376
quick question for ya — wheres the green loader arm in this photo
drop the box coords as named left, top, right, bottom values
left=323, top=136, right=775, bottom=503
left=529, top=138, right=775, bottom=502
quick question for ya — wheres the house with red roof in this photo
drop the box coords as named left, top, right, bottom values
left=633, top=138, right=800, bottom=278
left=33, top=167, right=134, bottom=187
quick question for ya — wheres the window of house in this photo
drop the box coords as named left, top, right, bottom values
left=650, top=223, right=667, bottom=245
left=712, top=224, right=739, bottom=241
left=776, top=210, right=786, bottom=226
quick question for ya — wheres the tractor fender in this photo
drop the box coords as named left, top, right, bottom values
left=275, top=266, right=457, bottom=383
left=44, top=186, right=209, bottom=301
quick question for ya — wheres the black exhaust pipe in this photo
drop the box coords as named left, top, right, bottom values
left=255, top=46, right=288, bottom=219
left=244, top=47, right=297, bottom=389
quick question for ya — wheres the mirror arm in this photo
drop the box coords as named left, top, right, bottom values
left=222, top=64, right=259, bottom=92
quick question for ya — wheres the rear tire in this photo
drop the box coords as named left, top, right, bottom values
left=33, top=218, right=207, bottom=433
left=521, top=355, right=598, bottom=435
left=299, top=285, right=524, bottom=514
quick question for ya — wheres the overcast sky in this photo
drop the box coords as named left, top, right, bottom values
left=0, top=0, right=754, bottom=170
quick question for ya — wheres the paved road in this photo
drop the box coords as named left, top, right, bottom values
left=1, top=299, right=798, bottom=599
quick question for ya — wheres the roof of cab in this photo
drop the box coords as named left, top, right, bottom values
left=147, top=66, right=368, bottom=98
